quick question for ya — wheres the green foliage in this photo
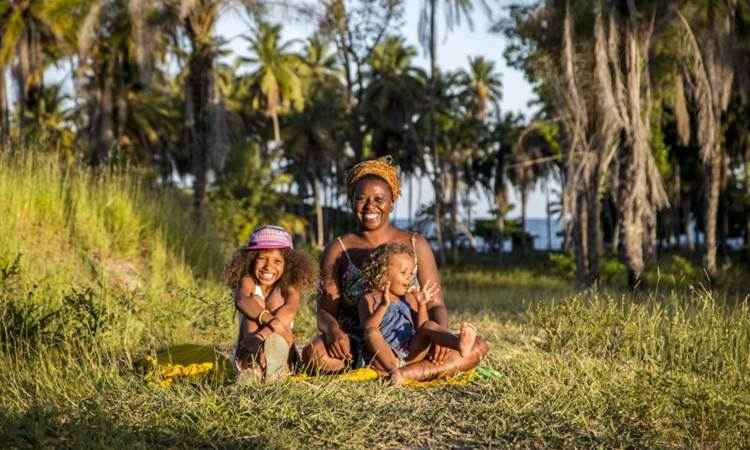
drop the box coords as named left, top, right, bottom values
left=1, top=285, right=109, bottom=348
left=212, top=141, right=306, bottom=246
left=548, top=252, right=576, bottom=278
left=650, top=103, right=673, bottom=180
left=647, top=254, right=699, bottom=284
left=600, top=258, right=626, bottom=284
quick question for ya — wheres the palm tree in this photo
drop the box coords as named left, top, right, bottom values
left=76, top=0, right=158, bottom=166
left=299, top=33, right=338, bottom=85
left=150, top=0, right=228, bottom=224
left=0, top=0, right=86, bottom=135
left=417, top=0, right=490, bottom=264
left=509, top=120, right=559, bottom=239
left=675, top=0, right=740, bottom=281
left=35, top=82, right=76, bottom=158
left=463, top=56, right=502, bottom=121
left=284, top=80, right=347, bottom=247
left=284, top=35, right=345, bottom=247
left=364, top=36, right=426, bottom=162
left=238, top=21, right=305, bottom=143
left=363, top=36, right=427, bottom=226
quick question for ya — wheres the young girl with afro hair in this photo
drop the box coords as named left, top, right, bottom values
left=223, top=225, right=317, bottom=382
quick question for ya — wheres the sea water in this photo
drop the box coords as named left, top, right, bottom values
left=393, top=217, right=564, bottom=251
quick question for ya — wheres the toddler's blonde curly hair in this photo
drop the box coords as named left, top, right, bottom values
left=361, top=242, right=414, bottom=293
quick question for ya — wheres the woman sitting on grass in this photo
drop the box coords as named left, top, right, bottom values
left=223, top=225, right=316, bottom=382
left=359, top=243, right=481, bottom=384
left=301, top=157, right=488, bottom=375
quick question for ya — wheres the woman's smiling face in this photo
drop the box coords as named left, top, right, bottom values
left=253, top=249, right=285, bottom=287
left=352, top=176, right=394, bottom=231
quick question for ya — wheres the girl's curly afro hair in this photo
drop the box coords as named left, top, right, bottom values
left=361, top=242, right=415, bottom=292
left=222, top=247, right=318, bottom=293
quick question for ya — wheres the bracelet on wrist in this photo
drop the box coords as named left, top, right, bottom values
left=257, top=309, right=271, bottom=325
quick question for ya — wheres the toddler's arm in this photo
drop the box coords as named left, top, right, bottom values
left=359, top=283, right=392, bottom=331
left=407, top=292, right=429, bottom=328
left=410, top=280, right=439, bottom=329
left=359, top=286, right=401, bottom=371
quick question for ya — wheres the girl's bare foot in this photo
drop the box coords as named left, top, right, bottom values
left=459, top=322, right=477, bottom=357
left=389, top=368, right=405, bottom=386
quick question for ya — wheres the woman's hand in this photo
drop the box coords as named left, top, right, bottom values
left=429, top=343, right=450, bottom=364
left=325, top=330, right=352, bottom=360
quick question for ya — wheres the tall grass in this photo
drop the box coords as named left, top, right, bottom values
left=528, top=290, right=750, bottom=387
left=0, top=153, right=226, bottom=287
left=0, top=153, right=232, bottom=352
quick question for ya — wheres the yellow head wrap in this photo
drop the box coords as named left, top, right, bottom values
left=345, top=156, right=401, bottom=202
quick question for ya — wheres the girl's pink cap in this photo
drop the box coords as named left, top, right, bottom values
left=246, top=225, right=293, bottom=250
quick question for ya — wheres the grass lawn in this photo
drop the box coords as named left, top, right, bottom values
left=1, top=155, right=749, bottom=448
left=2, top=277, right=749, bottom=449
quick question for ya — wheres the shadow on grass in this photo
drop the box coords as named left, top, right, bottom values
left=0, top=403, right=271, bottom=449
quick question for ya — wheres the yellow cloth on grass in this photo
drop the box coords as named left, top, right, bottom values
left=144, top=344, right=475, bottom=388
left=288, top=368, right=475, bottom=388
left=144, top=344, right=233, bottom=388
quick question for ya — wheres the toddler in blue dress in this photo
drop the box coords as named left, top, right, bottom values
left=358, top=242, right=478, bottom=384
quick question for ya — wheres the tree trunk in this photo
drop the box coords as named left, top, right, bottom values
left=586, top=178, right=603, bottom=284
left=574, top=190, right=590, bottom=286
left=188, top=46, right=213, bottom=226
left=26, top=28, right=41, bottom=118
left=91, top=65, right=115, bottom=167
left=466, top=189, right=472, bottom=226
left=672, top=161, right=682, bottom=249
left=494, top=149, right=507, bottom=232
left=703, top=153, right=721, bottom=279
left=745, top=142, right=750, bottom=256
left=612, top=217, right=620, bottom=254
left=313, top=178, right=325, bottom=249
left=622, top=217, right=645, bottom=288
left=428, top=0, right=445, bottom=265
left=676, top=6, right=735, bottom=281
left=271, top=112, right=281, bottom=143
left=520, top=186, right=528, bottom=233
left=546, top=187, right=552, bottom=251
left=610, top=6, right=667, bottom=289
left=450, top=165, right=459, bottom=263
left=408, top=173, right=413, bottom=228
left=719, top=148, right=729, bottom=259
left=0, top=69, right=8, bottom=151
left=432, top=162, right=446, bottom=265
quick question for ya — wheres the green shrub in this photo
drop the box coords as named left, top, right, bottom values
left=548, top=252, right=575, bottom=279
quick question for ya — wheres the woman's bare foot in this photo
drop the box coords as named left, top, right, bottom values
left=459, top=322, right=477, bottom=357
left=389, top=368, right=405, bottom=386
